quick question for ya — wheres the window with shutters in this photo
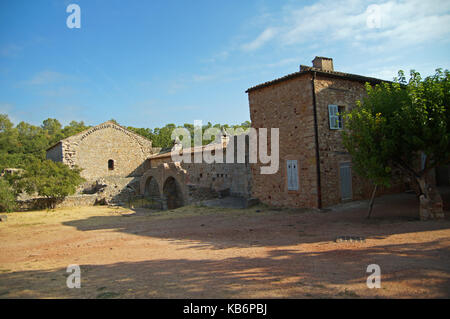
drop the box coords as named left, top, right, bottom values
left=328, top=104, right=344, bottom=129
left=286, top=160, right=299, bottom=191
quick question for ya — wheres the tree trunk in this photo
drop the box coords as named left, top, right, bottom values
left=416, top=175, right=444, bottom=220
left=367, top=185, right=377, bottom=219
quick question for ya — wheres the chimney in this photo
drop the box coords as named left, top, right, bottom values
left=312, top=56, right=334, bottom=71
left=220, top=128, right=230, bottom=146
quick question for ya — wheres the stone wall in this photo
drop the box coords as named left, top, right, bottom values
left=146, top=137, right=252, bottom=200
left=314, top=75, right=405, bottom=207
left=248, top=73, right=319, bottom=208
left=47, top=121, right=154, bottom=181
left=140, top=138, right=252, bottom=209
left=17, top=194, right=99, bottom=210
left=17, top=176, right=141, bottom=211
left=247, top=72, right=406, bottom=209
left=46, top=142, right=63, bottom=162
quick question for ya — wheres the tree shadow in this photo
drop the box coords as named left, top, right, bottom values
left=61, top=192, right=450, bottom=250
left=0, top=240, right=448, bottom=298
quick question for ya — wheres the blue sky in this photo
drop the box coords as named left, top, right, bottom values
left=1, top=0, right=449, bottom=129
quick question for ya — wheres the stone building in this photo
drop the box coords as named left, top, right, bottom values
left=246, top=56, right=405, bottom=209
left=46, top=122, right=252, bottom=209
left=46, top=121, right=154, bottom=180
left=139, top=134, right=252, bottom=209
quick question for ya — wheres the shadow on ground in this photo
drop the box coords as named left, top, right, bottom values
left=0, top=239, right=449, bottom=298
left=60, top=192, right=450, bottom=250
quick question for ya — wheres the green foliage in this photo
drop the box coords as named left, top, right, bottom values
left=15, top=160, right=85, bottom=208
left=128, top=121, right=252, bottom=148
left=342, top=69, right=450, bottom=187
left=0, top=178, right=16, bottom=212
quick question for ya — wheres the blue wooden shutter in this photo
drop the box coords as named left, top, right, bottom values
left=287, top=160, right=299, bottom=191
left=328, top=105, right=339, bottom=129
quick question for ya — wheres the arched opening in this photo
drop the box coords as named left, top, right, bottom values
left=144, top=176, right=162, bottom=209
left=163, top=176, right=183, bottom=209
left=108, top=159, right=114, bottom=170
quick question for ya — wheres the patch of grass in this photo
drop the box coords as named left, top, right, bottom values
left=337, top=288, right=359, bottom=298
left=96, top=291, right=120, bottom=299
left=11, top=222, right=43, bottom=227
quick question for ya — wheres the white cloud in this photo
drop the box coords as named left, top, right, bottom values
left=241, top=27, right=278, bottom=51
left=241, top=0, right=450, bottom=52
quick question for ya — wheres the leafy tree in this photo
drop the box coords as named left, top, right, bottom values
left=41, top=118, right=62, bottom=135
left=0, top=178, right=16, bottom=212
left=0, top=114, right=14, bottom=132
left=16, top=160, right=85, bottom=209
left=61, top=121, right=90, bottom=139
left=342, top=69, right=449, bottom=220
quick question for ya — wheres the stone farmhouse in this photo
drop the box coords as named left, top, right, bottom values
left=46, top=121, right=252, bottom=209
left=46, top=121, right=154, bottom=180
left=46, top=56, right=447, bottom=211
left=246, top=56, right=405, bottom=209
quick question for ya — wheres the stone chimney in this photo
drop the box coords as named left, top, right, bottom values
left=220, top=128, right=230, bottom=146
left=312, top=56, right=334, bottom=71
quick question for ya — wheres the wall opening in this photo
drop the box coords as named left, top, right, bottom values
left=108, top=159, right=114, bottom=170
left=144, top=176, right=162, bottom=209
left=163, top=176, right=183, bottom=209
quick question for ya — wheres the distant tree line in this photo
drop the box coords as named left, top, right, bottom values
left=122, top=120, right=252, bottom=149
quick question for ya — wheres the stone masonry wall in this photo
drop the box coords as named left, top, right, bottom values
left=146, top=141, right=252, bottom=199
left=248, top=74, right=319, bottom=208
left=314, top=75, right=405, bottom=207
left=46, top=142, right=63, bottom=162
left=56, top=122, right=153, bottom=181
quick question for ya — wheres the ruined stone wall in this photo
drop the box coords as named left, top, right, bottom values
left=58, top=122, right=153, bottom=180
left=182, top=161, right=251, bottom=198
left=147, top=138, right=252, bottom=199
left=314, top=75, right=405, bottom=207
left=46, top=142, right=63, bottom=162
left=248, top=74, right=319, bottom=208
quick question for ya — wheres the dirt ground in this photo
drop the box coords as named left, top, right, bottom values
left=0, top=192, right=449, bottom=299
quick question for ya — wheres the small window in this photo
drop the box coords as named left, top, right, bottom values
left=108, top=159, right=114, bottom=170
left=328, top=105, right=344, bottom=129
left=287, top=160, right=299, bottom=191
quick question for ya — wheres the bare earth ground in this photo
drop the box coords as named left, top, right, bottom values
left=0, top=192, right=449, bottom=299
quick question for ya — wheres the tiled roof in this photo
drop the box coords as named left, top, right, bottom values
left=149, top=142, right=228, bottom=159
left=245, top=66, right=388, bottom=93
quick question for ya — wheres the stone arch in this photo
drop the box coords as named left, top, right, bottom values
left=140, top=162, right=189, bottom=210
left=143, top=176, right=162, bottom=209
left=163, top=176, right=184, bottom=209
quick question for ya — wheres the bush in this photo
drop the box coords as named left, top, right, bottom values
left=16, top=160, right=85, bottom=209
left=0, top=178, right=16, bottom=212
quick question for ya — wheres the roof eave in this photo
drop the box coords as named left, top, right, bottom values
left=245, top=69, right=389, bottom=93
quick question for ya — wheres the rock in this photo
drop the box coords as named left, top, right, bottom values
left=335, top=235, right=365, bottom=243
left=0, top=215, right=7, bottom=222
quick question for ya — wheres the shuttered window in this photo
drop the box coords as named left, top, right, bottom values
left=328, top=104, right=343, bottom=129
left=287, top=160, right=299, bottom=191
